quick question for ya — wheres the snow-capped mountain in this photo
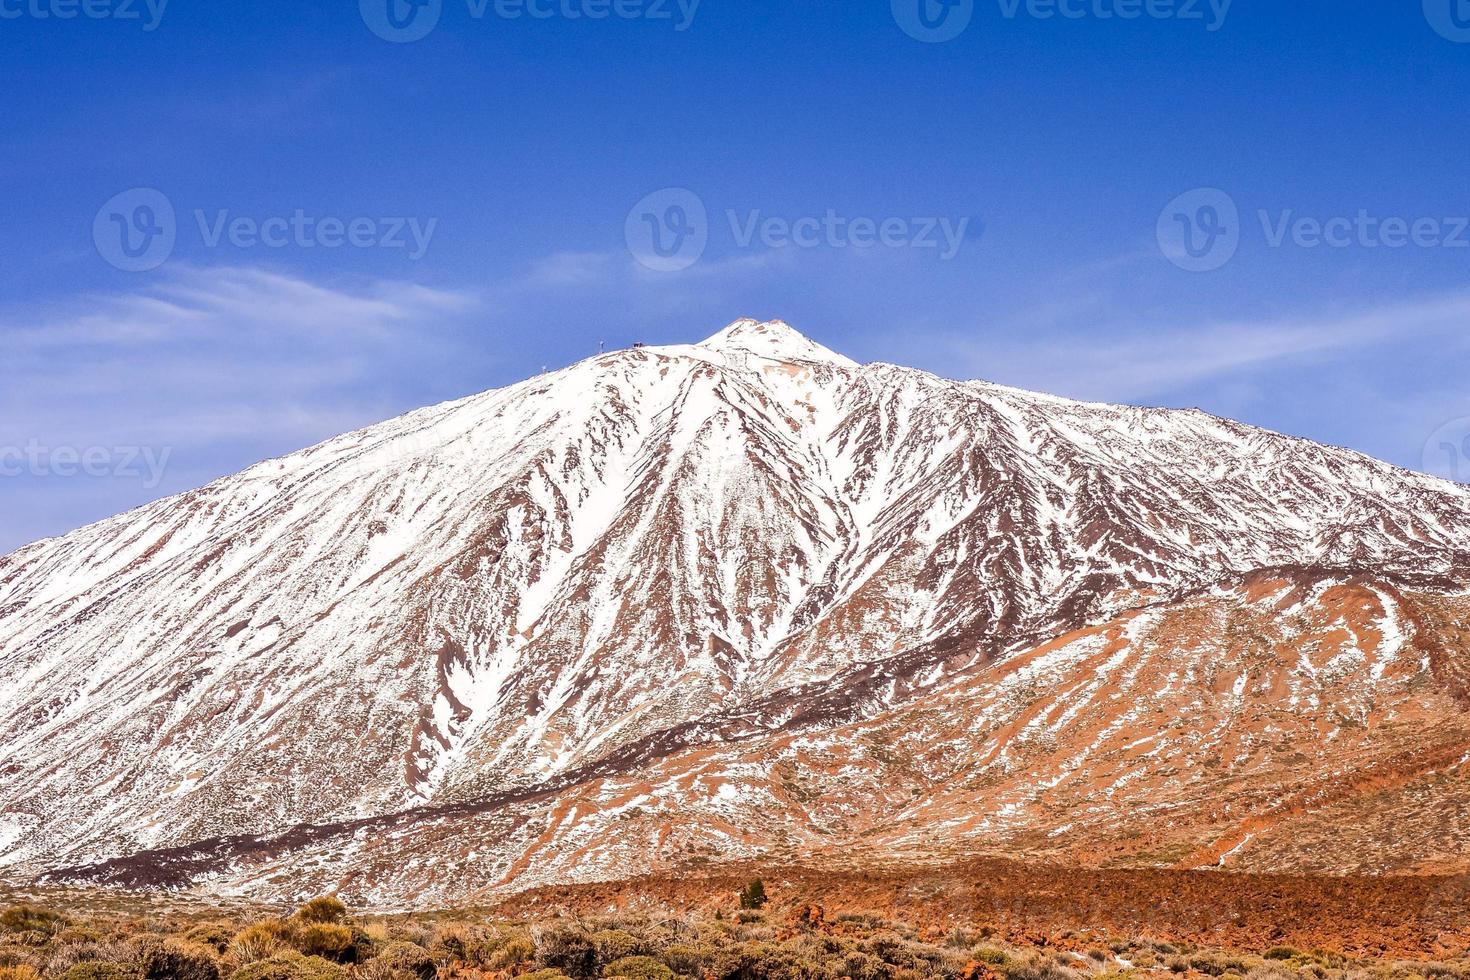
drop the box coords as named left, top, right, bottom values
left=3, top=318, right=1469, bottom=903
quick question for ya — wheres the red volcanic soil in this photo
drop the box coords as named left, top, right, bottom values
left=493, top=859, right=1470, bottom=960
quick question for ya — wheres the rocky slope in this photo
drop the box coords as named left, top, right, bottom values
left=2, top=318, right=1468, bottom=904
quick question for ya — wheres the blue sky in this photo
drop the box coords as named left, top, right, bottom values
left=2, top=0, right=1469, bottom=553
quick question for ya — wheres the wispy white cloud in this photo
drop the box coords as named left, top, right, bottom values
left=1, top=265, right=481, bottom=446
left=938, top=290, right=1470, bottom=404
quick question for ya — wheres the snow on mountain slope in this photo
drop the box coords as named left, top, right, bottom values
left=2, top=318, right=1469, bottom=895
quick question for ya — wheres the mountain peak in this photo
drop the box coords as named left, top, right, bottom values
left=698, top=318, right=858, bottom=367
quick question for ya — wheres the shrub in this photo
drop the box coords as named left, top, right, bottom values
left=972, top=948, right=1011, bottom=967
left=228, top=954, right=344, bottom=980
left=425, top=925, right=480, bottom=965
left=0, top=908, right=65, bottom=936
left=998, top=952, right=1078, bottom=980
left=537, top=928, right=597, bottom=979
left=602, top=956, right=674, bottom=980
left=368, top=943, right=435, bottom=980
left=841, top=950, right=891, bottom=980
left=591, top=932, right=647, bottom=968
left=493, top=930, right=535, bottom=969
left=293, top=902, right=347, bottom=928
left=660, top=943, right=718, bottom=976
left=229, top=924, right=293, bottom=966
left=183, top=926, right=236, bottom=955
left=0, top=949, right=41, bottom=972
left=0, top=967, right=42, bottom=980
left=291, top=926, right=353, bottom=963
left=519, top=972, right=573, bottom=980
left=137, top=939, right=221, bottom=980
left=1262, top=948, right=1298, bottom=962
left=63, top=966, right=144, bottom=980
left=738, top=881, right=768, bottom=911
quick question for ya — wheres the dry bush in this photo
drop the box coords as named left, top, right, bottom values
left=0, top=966, right=43, bottom=980
left=1, top=908, right=66, bottom=937
left=363, top=943, right=433, bottom=980
left=45, top=939, right=133, bottom=975
left=535, top=927, right=596, bottom=979
left=997, top=951, right=1079, bottom=980
left=227, top=954, right=344, bottom=980
left=482, top=928, right=534, bottom=971
left=291, top=904, right=345, bottom=929
left=61, top=966, right=144, bottom=980
left=289, top=927, right=352, bottom=963
left=133, top=938, right=220, bottom=980
left=181, top=926, right=235, bottom=955
left=590, top=931, right=650, bottom=969
left=227, top=924, right=293, bottom=967
left=602, top=955, right=674, bottom=980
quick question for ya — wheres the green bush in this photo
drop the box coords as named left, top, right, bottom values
left=738, top=880, right=768, bottom=911
left=602, top=956, right=674, bottom=980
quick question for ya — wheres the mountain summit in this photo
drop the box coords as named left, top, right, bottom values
left=698, top=317, right=858, bottom=367
left=2, top=319, right=1469, bottom=904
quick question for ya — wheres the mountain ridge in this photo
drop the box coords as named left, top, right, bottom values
left=3, top=318, right=1468, bottom=904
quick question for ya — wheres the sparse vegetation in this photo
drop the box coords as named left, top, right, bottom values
left=0, top=891, right=1465, bottom=980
